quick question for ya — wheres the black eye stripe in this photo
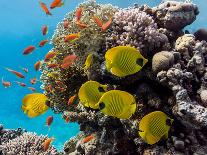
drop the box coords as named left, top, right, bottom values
left=98, top=87, right=105, bottom=92
left=136, top=58, right=143, bottom=67
left=99, top=102, right=105, bottom=110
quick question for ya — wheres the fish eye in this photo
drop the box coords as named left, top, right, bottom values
left=98, top=87, right=105, bottom=92
left=45, top=100, right=51, bottom=107
left=166, top=118, right=172, bottom=126
left=136, top=58, right=144, bottom=67
left=99, top=102, right=105, bottom=110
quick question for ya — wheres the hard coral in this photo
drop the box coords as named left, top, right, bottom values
left=0, top=132, right=57, bottom=155
left=40, top=1, right=117, bottom=113
left=106, top=7, right=169, bottom=57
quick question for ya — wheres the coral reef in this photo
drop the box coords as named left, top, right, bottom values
left=38, top=0, right=207, bottom=154
left=0, top=132, right=57, bottom=155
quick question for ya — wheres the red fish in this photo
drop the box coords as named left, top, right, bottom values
left=55, top=80, right=65, bottom=87
left=44, top=51, right=56, bottom=62
left=76, top=7, right=83, bottom=21
left=39, top=1, right=52, bottom=15
left=63, top=20, right=69, bottom=29
left=50, top=0, right=64, bottom=9
left=28, top=87, right=36, bottom=92
left=46, top=116, right=53, bottom=129
left=43, top=138, right=54, bottom=151
left=65, top=116, right=70, bottom=123
left=67, top=95, right=77, bottom=106
left=61, top=55, right=77, bottom=69
left=64, top=33, right=80, bottom=43
left=30, top=78, right=37, bottom=85
left=15, top=81, right=26, bottom=87
left=47, top=63, right=59, bottom=69
left=5, top=68, right=25, bottom=78
left=82, top=135, right=94, bottom=143
left=42, top=25, right=48, bottom=35
left=102, top=18, right=112, bottom=32
left=55, top=86, right=65, bottom=92
left=39, top=39, right=49, bottom=47
left=34, top=61, right=41, bottom=71
left=76, top=21, right=88, bottom=29
left=93, top=16, right=103, bottom=27
left=2, top=77, right=11, bottom=88
left=23, top=45, right=35, bottom=55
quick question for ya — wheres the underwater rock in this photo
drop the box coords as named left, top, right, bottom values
left=174, top=140, right=185, bottom=151
left=152, top=51, right=174, bottom=73
left=200, top=90, right=207, bottom=107
left=152, top=1, right=199, bottom=31
left=194, top=28, right=207, bottom=42
left=174, top=89, right=207, bottom=129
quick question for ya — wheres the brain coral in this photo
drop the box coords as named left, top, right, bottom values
left=106, top=7, right=169, bottom=57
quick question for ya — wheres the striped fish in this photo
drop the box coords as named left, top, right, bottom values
left=138, top=111, right=173, bottom=144
left=96, top=90, right=136, bottom=119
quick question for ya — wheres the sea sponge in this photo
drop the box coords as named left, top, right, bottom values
left=106, top=7, right=169, bottom=57
left=152, top=51, right=174, bottom=73
left=0, top=132, right=57, bottom=155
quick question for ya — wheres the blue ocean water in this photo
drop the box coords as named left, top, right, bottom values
left=0, top=0, right=206, bottom=151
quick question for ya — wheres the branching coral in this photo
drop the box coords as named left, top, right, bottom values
left=0, top=132, right=57, bottom=155
left=106, top=7, right=169, bottom=57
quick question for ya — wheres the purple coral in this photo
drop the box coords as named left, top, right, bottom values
left=106, top=7, right=169, bottom=56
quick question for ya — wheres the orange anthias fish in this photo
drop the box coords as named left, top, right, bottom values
left=65, top=116, right=70, bottom=123
left=63, top=20, right=69, bottom=29
left=50, top=0, right=64, bottom=9
left=75, top=7, right=83, bottom=21
left=2, top=78, right=11, bottom=88
left=44, top=51, right=56, bottom=62
left=43, top=137, right=54, bottom=152
left=15, top=81, right=26, bottom=87
left=39, top=1, right=52, bottom=16
left=93, top=16, right=103, bottom=27
left=46, top=116, right=53, bottom=129
left=23, top=45, right=36, bottom=55
left=64, top=33, right=80, bottom=43
left=47, top=63, right=59, bottom=69
left=28, top=87, right=36, bottom=92
left=61, top=55, right=77, bottom=69
left=76, top=21, right=88, bottom=29
left=5, top=68, right=25, bottom=78
left=39, top=39, right=49, bottom=47
left=55, top=80, right=65, bottom=87
left=67, top=94, right=77, bottom=106
left=34, top=61, right=41, bottom=71
left=42, top=25, right=48, bottom=35
left=30, top=78, right=37, bottom=85
left=82, top=135, right=94, bottom=143
left=102, top=18, right=112, bottom=32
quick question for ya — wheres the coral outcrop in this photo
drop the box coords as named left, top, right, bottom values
left=0, top=132, right=57, bottom=155
left=38, top=0, right=207, bottom=154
